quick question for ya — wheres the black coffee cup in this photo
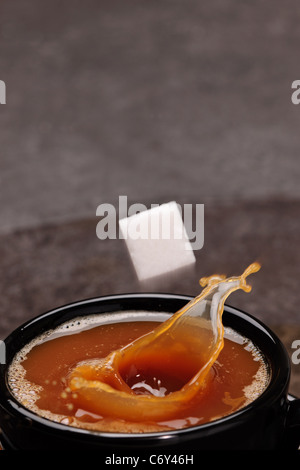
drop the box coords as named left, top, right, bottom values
left=0, top=294, right=299, bottom=451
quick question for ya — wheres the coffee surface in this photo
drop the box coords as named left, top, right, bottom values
left=8, top=311, right=270, bottom=433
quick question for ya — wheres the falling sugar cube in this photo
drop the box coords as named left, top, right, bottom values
left=119, top=201, right=196, bottom=281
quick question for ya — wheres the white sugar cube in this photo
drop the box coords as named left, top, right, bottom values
left=119, top=201, right=196, bottom=281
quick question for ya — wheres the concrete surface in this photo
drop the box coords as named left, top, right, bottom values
left=1, top=0, right=300, bottom=233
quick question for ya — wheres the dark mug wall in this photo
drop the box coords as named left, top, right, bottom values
left=0, top=294, right=299, bottom=451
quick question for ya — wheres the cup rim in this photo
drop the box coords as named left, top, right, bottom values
left=0, top=293, right=291, bottom=444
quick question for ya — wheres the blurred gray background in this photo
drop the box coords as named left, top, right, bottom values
left=0, top=1, right=300, bottom=392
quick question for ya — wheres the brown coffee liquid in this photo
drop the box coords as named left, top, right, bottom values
left=8, top=311, right=270, bottom=433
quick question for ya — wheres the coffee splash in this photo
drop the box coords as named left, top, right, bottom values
left=67, top=262, right=261, bottom=422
